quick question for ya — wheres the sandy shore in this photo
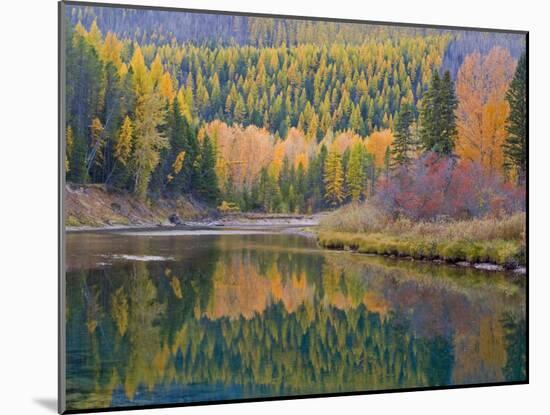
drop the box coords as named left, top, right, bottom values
left=66, top=213, right=323, bottom=234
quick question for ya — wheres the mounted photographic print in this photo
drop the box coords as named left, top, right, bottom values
left=59, top=1, right=528, bottom=413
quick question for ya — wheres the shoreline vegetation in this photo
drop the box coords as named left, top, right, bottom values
left=317, top=203, right=526, bottom=271
left=66, top=184, right=525, bottom=273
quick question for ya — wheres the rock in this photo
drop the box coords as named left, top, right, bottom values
left=456, top=261, right=471, bottom=267
left=513, top=267, right=527, bottom=275
left=473, top=263, right=504, bottom=272
left=111, top=202, right=122, bottom=212
left=168, top=213, right=183, bottom=225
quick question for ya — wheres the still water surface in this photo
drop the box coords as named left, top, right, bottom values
left=65, top=229, right=526, bottom=410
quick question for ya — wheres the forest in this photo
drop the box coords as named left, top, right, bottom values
left=64, top=6, right=526, bottom=218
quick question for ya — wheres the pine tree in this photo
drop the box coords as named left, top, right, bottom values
left=194, top=135, right=220, bottom=203
left=383, top=145, right=391, bottom=179
left=258, top=167, right=281, bottom=212
left=279, top=157, right=291, bottom=203
left=166, top=99, right=193, bottom=195
left=67, top=129, right=88, bottom=183
left=324, top=149, right=345, bottom=207
left=391, top=102, right=415, bottom=168
left=233, top=94, right=247, bottom=124
left=350, top=104, right=363, bottom=133
left=439, top=71, right=458, bottom=154
left=419, top=71, right=458, bottom=156
left=503, top=52, right=527, bottom=181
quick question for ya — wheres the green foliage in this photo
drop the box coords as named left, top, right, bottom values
left=346, top=143, right=367, bottom=202
left=193, top=135, right=220, bottom=204
left=501, top=312, right=527, bottom=381
left=391, top=102, right=416, bottom=168
left=258, top=167, right=281, bottom=213
left=419, top=71, right=458, bottom=155
left=503, top=52, right=527, bottom=181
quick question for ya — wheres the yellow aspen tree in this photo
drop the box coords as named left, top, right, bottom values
left=365, top=129, right=394, bottom=168
left=456, top=48, right=515, bottom=174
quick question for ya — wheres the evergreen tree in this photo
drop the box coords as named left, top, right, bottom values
left=503, top=52, right=527, bottom=182
left=258, top=167, right=281, bottom=212
left=391, top=102, right=415, bottom=168
left=279, top=157, right=291, bottom=204
left=67, top=129, right=89, bottom=183
left=419, top=71, right=458, bottom=156
left=166, top=99, right=193, bottom=195
left=194, top=135, right=219, bottom=203
left=295, top=162, right=306, bottom=213
left=383, top=146, right=391, bottom=179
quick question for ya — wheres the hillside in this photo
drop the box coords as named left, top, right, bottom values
left=65, top=184, right=209, bottom=228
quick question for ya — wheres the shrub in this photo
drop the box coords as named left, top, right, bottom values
left=376, top=153, right=526, bottom=220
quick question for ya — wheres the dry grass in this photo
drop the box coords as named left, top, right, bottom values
left=320, top=202, right=525, bottom=242
left=318, top=203, right=526, bottom=266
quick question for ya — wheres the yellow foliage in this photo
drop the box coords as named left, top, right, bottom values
left=170, top=277, right=183, bottom=299
left=149, top=54, right=164, bottom=88
left=111, top=287, right=129, bottom=336
left=176, top=87, right=193, bottom=123
left=218, top=200, right=241, bottom=213
left=66, top=126, right=74, bottom=172
left=365, top=129, right=393, bottom=168
left=115, top=116, right=133, bottom=165
left=100, top=32, right=123, bottom=68
left=330, top=130, right=363, bottom=154
left=130, top=45, right=150, bottom=95
left=118, top=63, right=128, bottom=78
left=456, top=48, right=515, bottom=174
left=171, top=151, right=186, bottom=176
left=159, top=72, right=175, bottom=102
left=204, top=122, right=275, bottom=191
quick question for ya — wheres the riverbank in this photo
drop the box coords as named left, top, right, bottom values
left=65, top=183, right=211, bottom=228
left=65, top=184, right=325, bottom=231
left=64, top=184, right=525, bottom=272
left=317, top=204, right=526, bottom=271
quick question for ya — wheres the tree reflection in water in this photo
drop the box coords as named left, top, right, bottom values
left=65, top=233, right=526, bottom=410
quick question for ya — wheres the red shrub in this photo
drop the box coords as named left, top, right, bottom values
left=376, top=153, right=525, bottom=220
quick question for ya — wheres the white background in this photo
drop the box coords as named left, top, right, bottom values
left=0, top=0, right=546, bottom=413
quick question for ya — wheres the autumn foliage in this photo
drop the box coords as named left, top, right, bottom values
left=456, top=48, right=516, bottom=173
left=376, top=153, right=525, bottom=220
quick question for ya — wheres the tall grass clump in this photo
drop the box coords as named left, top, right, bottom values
left=318, top=202, right=526, bottom=266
